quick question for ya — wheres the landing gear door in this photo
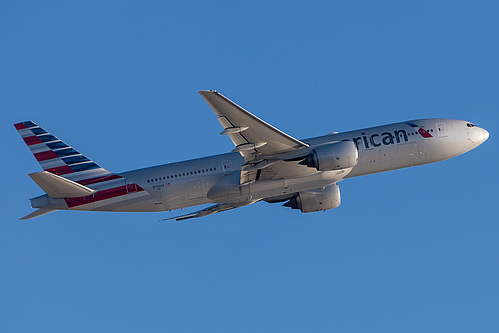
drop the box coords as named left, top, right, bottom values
left=125, top=178, right=138, bottom=193
left=436, top=122, right=448, bottom=137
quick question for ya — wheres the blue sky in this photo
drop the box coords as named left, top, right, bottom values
left=1, top=1, right=498, bottom=332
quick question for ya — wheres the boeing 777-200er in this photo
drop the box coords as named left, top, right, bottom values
left=15, top=91, right=489, bottom=221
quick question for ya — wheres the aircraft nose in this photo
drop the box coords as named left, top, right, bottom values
left=473, top=127, right=489, bottom=145
left=479, top=127, right=489, bottom=143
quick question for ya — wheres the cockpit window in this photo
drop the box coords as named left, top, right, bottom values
left=467, top=123, right=476, bottom=128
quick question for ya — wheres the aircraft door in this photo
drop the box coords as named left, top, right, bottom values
left=222, top=160, right=234, bottom=174
left=125, top=178, right=138, bottom=193
left=436, top=122, right=448, bottom=137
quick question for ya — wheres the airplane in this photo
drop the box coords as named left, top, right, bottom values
left=15, top=90, right=489, bottom=221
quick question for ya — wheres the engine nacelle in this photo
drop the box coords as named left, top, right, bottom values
left=301, top=141, right=358, bottom=171
left=283, top=183, right=341, bottom=213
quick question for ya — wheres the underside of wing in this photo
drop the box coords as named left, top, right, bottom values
left=159, top=200, right=258, bottom=222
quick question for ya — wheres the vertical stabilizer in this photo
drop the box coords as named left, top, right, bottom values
left=14, top=121, right=122, bottom=185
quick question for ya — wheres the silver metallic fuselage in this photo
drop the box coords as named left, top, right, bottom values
left=31, top=118, right=488, bottom=213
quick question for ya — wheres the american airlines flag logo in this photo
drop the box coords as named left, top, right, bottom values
left=14, top=121, right=122, bottom=184
left=418, top=127, right=433, bottom=138
left=14, top=120, right=148, bottom=209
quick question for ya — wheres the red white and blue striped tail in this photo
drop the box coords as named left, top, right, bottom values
left=14, top=121, right=121, bottom=185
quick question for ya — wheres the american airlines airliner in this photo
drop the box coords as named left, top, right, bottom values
left=15, top=91, right=489, bottom=220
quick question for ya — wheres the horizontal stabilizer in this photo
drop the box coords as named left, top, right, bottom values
left=29, top=171, right=97, bottom=198
left=20, top=208, right=56, bottom=220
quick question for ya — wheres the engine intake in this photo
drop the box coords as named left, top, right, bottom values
left=283, top=184, right=341, bottom=213
left=300, top=141, right=358, bottom=171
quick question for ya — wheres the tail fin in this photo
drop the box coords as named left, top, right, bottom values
left=14, top=121, right=121, bottom=185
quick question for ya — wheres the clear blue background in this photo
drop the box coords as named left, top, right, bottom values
left=1, top=1, right=497, bottom=332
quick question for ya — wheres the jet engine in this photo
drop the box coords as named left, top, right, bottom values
left=300, top=141, right=358, bottom=171
left=283, top=183, right=341, bottom=213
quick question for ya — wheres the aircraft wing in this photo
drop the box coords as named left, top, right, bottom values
left=199, top=91, right=313, bottom=184
left=198, top=91, right=308, bottom=158
left=158, top=200, right=258, bottom=222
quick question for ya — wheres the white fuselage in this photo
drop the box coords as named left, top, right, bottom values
left=30, top=118, right=488, bottom=213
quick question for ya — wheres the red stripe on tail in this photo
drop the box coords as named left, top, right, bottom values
left=14, top=122, right=28, bottom=130
left=34, top=150, right=59, bottom=162
left=23, top=135, right=43, bottom=146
